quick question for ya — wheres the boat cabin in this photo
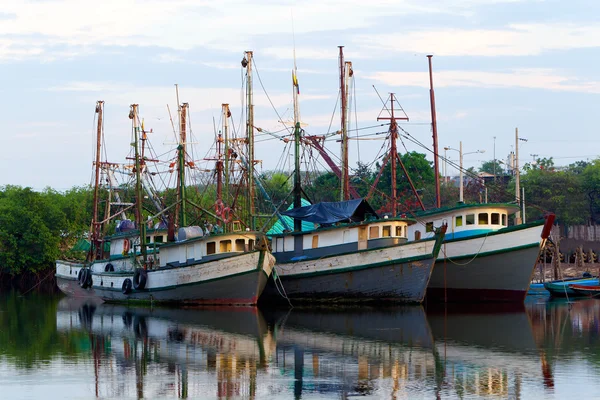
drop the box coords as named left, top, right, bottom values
left=159, top=230, right=258, bottom=268
left=270, top=217, right=414, bottom=263
left=407, top=203, right=519, bottom=241
left=269, top=199, right=417, bottom=263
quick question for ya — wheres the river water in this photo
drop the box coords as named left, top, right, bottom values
left=0, top=292, right=599, bottom=399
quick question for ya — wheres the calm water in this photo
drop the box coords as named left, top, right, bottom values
left=1, top=293, right=600, bottom=399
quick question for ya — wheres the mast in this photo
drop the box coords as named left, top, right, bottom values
left=90, top=100, right=104, bottom=261
left=390, top=94, right=398, bottom=214
left=178, top=103, right=188, bottom=228
left=222, top=103, right=230, bottom=205
left=339, top=46, right=350, bottom=201
left=427, top=55, right=442, bottom=208
left=292, top=50, right=302, bottom=231
left=377, top=94, right=422, bottom=214
left=244, top=51, right=255, bottom=230
left=180, top=103, right=188, bottom=159
left=131, top=104, right=147, bottom=264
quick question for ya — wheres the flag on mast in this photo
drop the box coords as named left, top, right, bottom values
left=292, top=70, right=300, bottom=94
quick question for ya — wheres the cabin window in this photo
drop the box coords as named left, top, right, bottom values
left=396, top=226, right=402, bottom=237
left=155, top=235, right=164, bottom=243
left=415, top=230, right=421, bottom=240
left=276, top=238, right=283, bottom=252
left=491, top=213, right=500, bottom=225
left=478, top=213, right=489, bottom=225
left=219, top=240, right=232, bottom=253
left=466, top=214, right=475, bottom=225
left=382, top=226, right=391, bottom=237
left=232, top=221, right=242, bottom=232
left=425, top=222, right=434, bottom=233
left=502, top=214, right=507, bottom=226
left=369, top=226, right=379, bottom=239
left=235, top=239, right=245, bottom=252
left=249, top=239, right=255, bottom=250
left=146, top=236, right=151, bottom=243
left=455, top=216, right=463, bottom=227
left=312, top=235, right=319, bottom=249
left=207, top=242, right=216, bottom=255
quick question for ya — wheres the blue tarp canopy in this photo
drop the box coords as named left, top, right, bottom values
left=281, top=199, right=378, bottom=225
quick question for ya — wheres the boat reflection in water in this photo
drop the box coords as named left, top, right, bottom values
left=268, top=306, right=439, bottom=398
left=56, top=297, right=274, bottom=399
left=425, top=303, right=542, bottom=398
left=527, top=297, right=600, bottom=397
left=56, top=297, right=590, bottom=399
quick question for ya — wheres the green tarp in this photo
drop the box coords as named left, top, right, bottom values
left=266, top=199, right=314, bottom=235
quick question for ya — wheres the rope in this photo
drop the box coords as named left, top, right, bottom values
left=272, top=267, right=293, bottom=308
left=441, top=231, right=491, bottom=266
left=19, top=268, right=57, bottom=297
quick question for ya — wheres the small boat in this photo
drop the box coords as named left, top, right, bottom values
left=544, top=276, right=598, bottom=297
left=567, top=283, right=600, bottom=297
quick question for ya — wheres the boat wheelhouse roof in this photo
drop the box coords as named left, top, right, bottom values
left=269, top=216, right=417, bottom=238
left=412, top=202, right=519, bottom=219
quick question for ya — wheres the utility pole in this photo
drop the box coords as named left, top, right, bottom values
left=459, top=141, right=464, bottom=203
left=515, top=127, right=522, bottom=225
left=427, top=55, right=441, bottom=208
left=493, top=136, right=496, bottom=183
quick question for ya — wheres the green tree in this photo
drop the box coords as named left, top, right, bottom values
left=479, top=160, right=505, bottom=176
left=520, top=168, right=587, bottom=224
left=0, top=186, right=66, bottom=275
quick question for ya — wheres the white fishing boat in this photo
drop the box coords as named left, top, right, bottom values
left=56, top=102, right=274, bottom=305
left=267, top=198, right=446, bottom=303
left=406, top=202, right=553, bottom=302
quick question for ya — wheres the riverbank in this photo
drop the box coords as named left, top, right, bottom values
left=532, top=262, right=600, bottom=282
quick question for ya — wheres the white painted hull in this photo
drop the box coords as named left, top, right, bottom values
left=56, top=251, right=275, bottom=305
left=427, top=223, right=544, bottom=302
left=270, top=238, right=440, bottom=303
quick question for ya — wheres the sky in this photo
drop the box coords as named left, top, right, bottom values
left=0, top=0, right=598, bottom=190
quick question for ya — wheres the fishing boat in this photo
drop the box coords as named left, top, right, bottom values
left=56, top=102, right=275, bottom=305
left=269, top=199, right=446, bottom=303
left=259, top=49, right=446, bottom=303
left=406, top=203, right=554, bottom=302
left=404, top=61, right=553, bottom=302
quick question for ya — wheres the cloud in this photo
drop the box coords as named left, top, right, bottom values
left=367, top=68, right=600, bottom=93
left=354, top=23, right=600, bottom=57
left=0, top=0, right=532, bottom=61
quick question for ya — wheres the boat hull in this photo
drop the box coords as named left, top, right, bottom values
left=57, top=251, right=275, bottom=305
left=545, top=277, right=598, bottom=297
left=267, top=239, right=440, bottom=303
left=567, top=284, right=600, bottom=297
left=427, top=222, right=544, bottom=303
